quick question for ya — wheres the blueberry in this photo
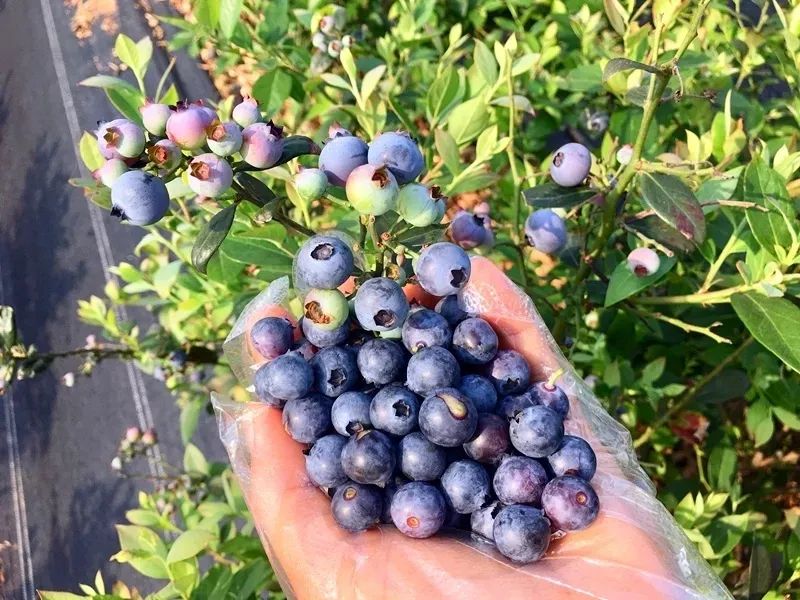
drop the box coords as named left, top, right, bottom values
left=341, top=429, right=396, bottom=485
left=188, top=153, right=234, bottom=198
left=493, top=455, right=549, bottom=505
left=319, top=132, right=369, bottom=187
left=496, top=389, right=537, bottom=420
left=380, top=475, right=408, bottom=523
left=493, top=505, right=551, bottom=563
left=303, top=288, right=350, bottom=331
left=440, top=459, right=492, bottom=514
left=548, top=435, right=596, bottom=481
left=282, top=394, right=332, bottom=443
left=471, top=500, right=503, bottom=541
left=524, top=209, right=567, bottom=255
left=509, top=405, right=564, bottom=458
left=458, top=374, right=498, bottom=413
left=463, top=413, right=509, bottom=465
left=398, top=431, right=447, bottom=481
left=147, top=140, right=181, bottom=174
left=110, top=171, right=170, bottom=226
left=97, top=118, right=145, bottom=159
left=418, top=388, right=477, bottom=447
left=450, top=212, right=487, bottom=249
left=354, top=277, right=410, bottom=332
left=529, top=381, right=569, bottom=418
left=401, top=308, right=452, bottom=353
left=165, top=104, right=208, bottom=150
left=627, top=247, right=660, bottom=277
left=304, top=434, right=348, bottom=487
left=369, top=384, right=419, bottom=436
left=331, top=482, right=383, bottom=532
left=253, top=368, right=287, bottom=407
left=295, top=167, right=328, bottom=202
left=95, top=158, right=127, bottom=187
left=232, top=96, right=261, bottom=128
left=249, top=317, right=295, bottom=360
left=241, top=121, right=284, bottom=169
left=356, top=338, right=406, bottom=384
left=390, top=482, right=446, bottom=538
left=139, top=101, right=172, bottom=136
left=367, top=131, right=424, bottom=185
left=397, top=183, right=446, bottom=227
left=331, top=391, right=373, bottom=436
left=435, top=295, right=469, bottom=327
left=207, top=121, right=244, bottom=157
left=414, top=242, right=471, bottom=297
left=452, top=317, right=498, bottom=365
left=295, top=235, right=354, bottom=290
left=346, top=164, right=399, bottom=216
left=550, top=142, right=591, bottom=187
left=488, top=350, right=531, bottom=395
left=302, top=317, right=351, bottom=348
left=254, top=352, right=313, bottom=401
left=310, top=345, right=359, bottom=397
left=541, top=475, right=599, bottom=531
left=406, top=346, right=460, bottom=396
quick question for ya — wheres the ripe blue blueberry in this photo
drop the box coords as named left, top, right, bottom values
left=253, top=368, right=286, bottom=408
left=550, top=142, right=591, bottom=187
left=435, top=295, right=469, bottom=327
left=295, top=235, right=354, bottom=290
left=110, top=170, right=170, bottom=226
left=548, top=435, right=596, bottom=481
left=529, top=381, right=569, bottom=418
left=302, top=317, right=350, bottom=348
left=492, top=455, right=549, bottom=505
left=496, top=389, right=537, bottom=419
left=380, top=475, right=408, bottom=524
left=249, top=316, right=294, bottom=360
left=470, top=500, right=502, bottom=541
left=331, top=482, right=383, bottom=532
left=493, top=505, right=551, bottom=563
left=463, top=413, right=509, bottom=465
left=509, top=405, right=564, bottom=458
left=397, top=183, right=446, bottom=227
left=451, top=317, right=498, bottom=365
left=390, top=482, right=446, bottom=538
left=401, top=308, right=452, bottom=353
left=356, top=338, right=406, bottom=385
left=295, top=167, right=328, bottom=202
left=488, top=350, right=531, bottom=395
left=414, top=242, right=471, bottom=297
left=369, top=384, right=419, bottom=436
left=418, top=388, right=477, bottom=447
left=257, top=352, right=313, bottom=400
left=303, top=288, right=350, bottom=331
left=398, top=431, right=447, bottom=481
left=450, top=212, right=487, bottom=249
left=346, top=164, right=399, bottom=216
left=440, top=459, right=492, bottom=514
left=282, top=394, right=332, bottom=443
left=353, top=277, right=409, bottom=332
left=458, top=374, right=498, bottom=413
left=541, top=475, right=599, bottom=531
left=524, top=209, right=567, bottom=255
left=304, top=434, right=348, bottom=488
left=406, top=346, right=460, bottom=396
left=310, top=345, right=359, bottom=397
left=319, top=132, right=369, bottom=187
left=341, top=429, right=396, bottom=485
left=331, top=391, right=372, bottom=436
left=367, top=131, right=424, bottom=184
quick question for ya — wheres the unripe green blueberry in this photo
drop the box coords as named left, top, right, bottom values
left=139, top=101, right=172, bottom=136
left=188, top=153, right=233, bottom=198
left=397, top=183, right=446, bottom=227
left=206, top=121, right=243, bottom=157
left=303, top=288, right=350, bottom=331
left=295, top=168, right=328, bottom=202
left=95, top=158, right=128, bottom=187
left=147, top=140, right=182, bottom=174
left=346, top=164, right=399, bottom=216
left=96, top=119, right=145, bottom=159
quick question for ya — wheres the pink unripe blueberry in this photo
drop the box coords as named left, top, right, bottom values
left=474, top=201, right=490, bottom=216
left=616, top=144, right=633, bottom=166
left=397, top=183, right=446, bottom=227
left=346, top=164, right=399, bottom=215
left=627, top=248, right=660, bottom=277
left=125, top=426, right=142, bottom=443
left=188, top=153, right=233, bottom=198
left=241, top=121, right=284, bottom=169
left=328, top=39, right=342, bottom=58
left=139, top=101, right=172, bottom=136
left=207, top=121, right=243, bottom=157
left=191, top=100, right=218, bottom=126
left=232, top=96, right=261, bottom=128
left=94, top=158, right=128, bottom=187
left=550, top=142, right=592, bottom=187
left=141, top=429, right=157, bottom=445
left=96, top=119, right=145, bottom=159
left=295, top=168, right=328, bottom=202
left=319, top=15, right=336, bottom=34
left=166, top=104, right=208, bottom=150
left=147, top=140, right=182, bottom=173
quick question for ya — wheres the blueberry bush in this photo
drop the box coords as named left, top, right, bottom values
left=0, top=0, right=795, bottom=598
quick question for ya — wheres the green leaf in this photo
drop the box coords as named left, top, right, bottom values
left=126, top=509, right=162, bottom=527
left=447, top=172, right=499, bottom=195
left=624, top=84, right=674, bottom=107
left=731, top=293, right=800, bottom=373
left=426, top=68, right=461, bottom=126
left=106, top=87, right=144, bottom=125
left=624, top=214, right=697, bottom=254
left=167, top=529, right=215, bottom=563
left=234, top=172, right=277, bottom=207
left=114, top=35, right=150, bottom=83
left=563, top=64, right=603, bottom=92
left=360, top=65, right=386, bottom=103
left=604, top=255, right=676, bottom=306
left=639, top=172, right=706, bottom=243
left=603, top=58, right=659, bottom=82
left=116, top=524, right=167, bottom=558
left=707, top=445, right=737, bottom=491
left=219, top=0, right=244, bottom=38
left=395, top=224, right=446, bottom=247
left=473, top=40, right=498, bottom=85
left=170, top=559, right=199, bottom=595
left=79, top=132, right=104, bottom=171
left=742, top=158, right=794, bottom=258
left=252, top=69, right=293, bottom=115
left=603, top=0, right=629, bottom=35
left=447, top=96, right=490, bottom=145
left=434, top=128, right=460, bottom=174
left=522, top=183, right=596, bottom=209
left=340, top=47, right=357, bottom=87
left=275, top=136, right=320, bottom=167
left=748, top=541, right=779, bottom=599
left=38, top=593, right=86, bottom=599
left=183, top=443, right=209, bottom=475
left=192, top=203, right=237, bottom=274
left=194, top=0, right=221, bottom=28
left=80, top=75, right=140, bottom=94
left=180, top=398, right=205, bottom=444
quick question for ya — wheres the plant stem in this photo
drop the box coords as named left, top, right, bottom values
left=699, top=218, right=747, bottom=293
left=506, top=54, right=523, bottom=245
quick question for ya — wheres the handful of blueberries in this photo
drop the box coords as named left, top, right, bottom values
left=249, top=235, right=600, bottom=565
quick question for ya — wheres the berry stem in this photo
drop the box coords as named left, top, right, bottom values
left=505, top=51, right=523, bottom=246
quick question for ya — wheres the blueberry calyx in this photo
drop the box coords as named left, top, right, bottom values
left=374, top=309, right=397, bottom=328
left=392, top=400, right=412, bottom=417
left=328, top=368, right=345, bottom=387
left=450, top=268, right=467, bottom=288
left=305, top=301, right=332, bottom=325
left=553, top=151, right=564, bottom=167
left=110, top=205, right=127, bottom=220
left=310, top=243, right=335, bottom=260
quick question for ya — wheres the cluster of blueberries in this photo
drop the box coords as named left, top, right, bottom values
left=248, top=234, right=600, bottom=564
left=309, top=7, right=360, bottom=73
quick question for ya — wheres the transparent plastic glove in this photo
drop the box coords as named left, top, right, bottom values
left=214, top=257, right=732, bottom=600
